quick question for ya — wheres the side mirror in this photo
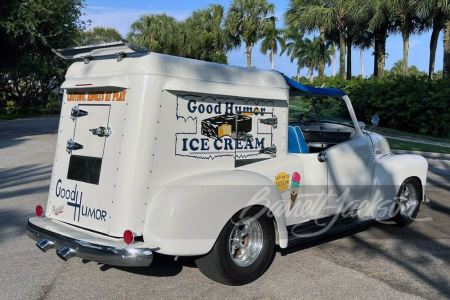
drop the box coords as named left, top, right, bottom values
left=372, top=114, right=379, bottom=127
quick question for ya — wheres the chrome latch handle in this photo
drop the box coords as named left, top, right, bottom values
left=71, top=107, right=88, bottom=120
left=66, top=139, right=83, bottom=154
left=89, top=126, right=112, bottom=137
left=259, top=146, right=277, bottom=157
left=259, top=117, right=278, bottom=128
left=232, top=132, right=253, bottom=142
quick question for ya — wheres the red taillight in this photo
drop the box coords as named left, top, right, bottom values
left=36, top=205, right=43, bottom=217
left=123, top=230, right=134, bottom=245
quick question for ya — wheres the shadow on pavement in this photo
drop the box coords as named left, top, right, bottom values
left=0, top=164, right=52, bottom=201
left=0, top=116, right=59, bottom=150
left=82, top=253, right=199, bottom=278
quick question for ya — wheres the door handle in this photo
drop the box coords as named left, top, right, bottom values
left=318, top=152, right=328, bottom=163
left=89, top=126, right=112, bottom=137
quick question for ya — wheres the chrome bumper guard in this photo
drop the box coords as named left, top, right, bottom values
left=26, top=217, right=153, bottom=267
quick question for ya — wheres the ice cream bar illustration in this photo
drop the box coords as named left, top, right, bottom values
left=201, top=114, right=252, bottom=139
left=290, top=172, right=301, bottom=209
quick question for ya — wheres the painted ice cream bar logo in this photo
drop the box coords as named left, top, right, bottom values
left=55, top=179, right=107, bottom=222
left=275, top=172, right=301, bottom=210
left=176, top=96, right=274, bottom=159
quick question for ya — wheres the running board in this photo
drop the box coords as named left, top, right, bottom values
left=287, top=214, right=375, bottom=246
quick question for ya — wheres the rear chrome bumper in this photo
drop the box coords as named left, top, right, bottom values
left=26, top=217, right=153, bottom=267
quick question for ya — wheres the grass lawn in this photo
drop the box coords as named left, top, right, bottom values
left=374, top=127, right=450, bottom=144
left=387, top=138, right=450, bottom=154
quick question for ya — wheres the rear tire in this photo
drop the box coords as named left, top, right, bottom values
left=195, top=207, right=275, bottom=285
left=393, top=178, right=421, bottom=226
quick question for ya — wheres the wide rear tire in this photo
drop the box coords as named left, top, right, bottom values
left=195, top=207, right=275, bottom=285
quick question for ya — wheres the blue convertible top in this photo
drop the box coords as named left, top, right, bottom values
left=283, top=75, right=347, bottom=97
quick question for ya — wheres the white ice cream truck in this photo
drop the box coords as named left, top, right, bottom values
left=26, top=41, right=428, bottom=285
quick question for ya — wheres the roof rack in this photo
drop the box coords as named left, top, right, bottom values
left=52, top=40, right=149, bottom=62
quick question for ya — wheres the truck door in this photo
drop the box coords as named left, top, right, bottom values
left=323, top=134, right=373, bottom=216
left=67, top=104, right=111, bottom=185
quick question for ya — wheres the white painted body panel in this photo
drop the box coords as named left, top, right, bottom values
left=43, top=52, right=428, bottom=257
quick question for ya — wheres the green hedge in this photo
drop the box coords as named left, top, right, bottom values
left=297, top=76, right=450, bottom=138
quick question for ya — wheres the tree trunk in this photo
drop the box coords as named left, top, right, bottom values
left=361, top=48, right=365, bottom=78
left=429, top=20, right=441, bottom=79
left=444, top=21, right=450, bottom=80
left=375, top=26, right=387, bottom=78
left=402, top=26, right=410, bottom=77
left=246, top=44, right=253, bottom=68
left=297, top=64, right=301, bottom=81
left=339, top=30, right=346, bottom=78
left=333, top=42, right=336, bottom=77
left=309, top=67, right=314, bottom=82
left=319, top=27, right=325, bottom=79
left=347, top=35, right=352, bottom=80
left=271, top=49, right=274, bottom=70
left=374, top=37, right=379, bottom=77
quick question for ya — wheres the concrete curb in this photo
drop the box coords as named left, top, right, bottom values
left=391, top=150, right=450, bottom=161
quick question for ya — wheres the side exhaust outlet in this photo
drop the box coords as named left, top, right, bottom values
left=36, top=239, right=55, bottom=252
left=57, top=246, right=77, bottom=261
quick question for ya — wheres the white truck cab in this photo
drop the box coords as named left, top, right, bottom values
left=27, top=41, right=428, bottom=285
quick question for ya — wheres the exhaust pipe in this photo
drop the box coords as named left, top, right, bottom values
left=36, top=239, right=55, bottom=252
left=57, top=246, right=77, bottom=261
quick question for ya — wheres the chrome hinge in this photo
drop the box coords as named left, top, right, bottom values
left=71, top=107, right=88, bottom=120
left=259, top=117, right=278, bottom=128
left=232, top=132, right=253, bottom=142
left=89, top=126, right=112, bottom=137
left=66, top=139, right=83, bottom=154
left=259, top=146, right=277, bottom=157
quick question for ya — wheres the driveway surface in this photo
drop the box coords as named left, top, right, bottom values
left=0, top=116, right=449, bottom=300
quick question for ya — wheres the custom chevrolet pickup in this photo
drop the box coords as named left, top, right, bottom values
left=26, top=41, right=428, bottom=285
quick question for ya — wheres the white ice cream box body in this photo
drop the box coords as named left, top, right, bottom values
left=26, top=42, right=428, bottom=285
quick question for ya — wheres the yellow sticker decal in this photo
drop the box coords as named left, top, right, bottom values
left=275, top=172, right=290, bottom=192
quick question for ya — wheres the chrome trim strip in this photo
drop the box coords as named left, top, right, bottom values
left=26, top=219, right=153, bottom=267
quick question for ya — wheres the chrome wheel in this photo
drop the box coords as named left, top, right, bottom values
left=399, top=183, right=418, bottom=218
left=228, top=217, right=263, bottom=267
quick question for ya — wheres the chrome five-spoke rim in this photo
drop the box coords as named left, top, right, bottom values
left=229, top=217, right=263, bottom=267
left=399, top=183, right=418, bottom=217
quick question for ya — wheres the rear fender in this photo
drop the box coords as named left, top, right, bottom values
left=143, top=170, right=288, bottom=256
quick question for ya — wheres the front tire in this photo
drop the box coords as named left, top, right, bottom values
left=195, top=207, right=275, bottom=285
left=393, top=178, right=421, bottom=226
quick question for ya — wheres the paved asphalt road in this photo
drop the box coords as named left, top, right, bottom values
left=0, top=116, right=449, bottom=300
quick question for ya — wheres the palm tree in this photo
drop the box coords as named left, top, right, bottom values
left=299, top=37, right=332, bottom=82
left=392, top=0, right=424, bottom=76
left=226, top=0, right=275, bottom=68
left=281, top=27, right=305, bottom=80
left=414, top=0, right=450, bottom=79
left=127, top=14, right=180, bottom=55
left=260, top=18, right=285, bottom=70
left=362, top=1, right=395, bottom=78
left=181, top=4, right=229, bottom=63
left=353, top=30, right=374, bottom=78
left=285, top=0, right=354, bottom=79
